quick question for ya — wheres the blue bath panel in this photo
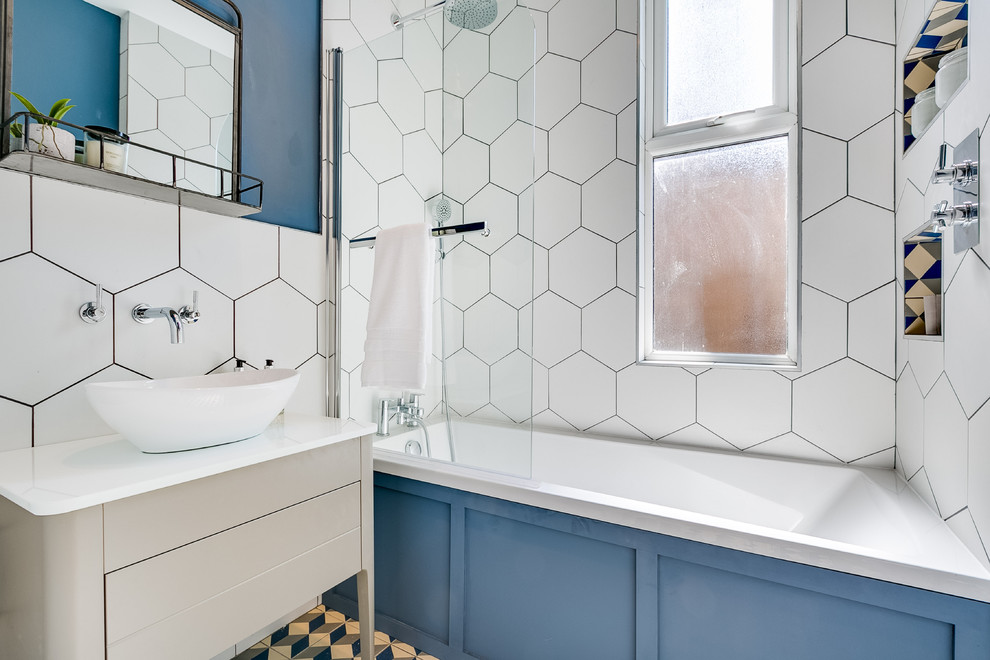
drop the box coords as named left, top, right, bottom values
left=325, top=474, right=990, bottom=660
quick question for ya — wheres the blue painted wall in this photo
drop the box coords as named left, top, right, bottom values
left=327, top=473, right=990, bottom=660
left=10, top=0, right=119, bottom=136
left=237, top=0, right=322, bottom=233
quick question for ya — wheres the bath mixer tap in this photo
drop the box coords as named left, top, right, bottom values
left=132, top=291, right=201, bottom=344
left=376, top=392, right=425, bottom=436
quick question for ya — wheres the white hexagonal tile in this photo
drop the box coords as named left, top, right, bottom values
left=339, top=287, right=369, bottom=373
left=617, top=233, right=636, bottom=293
left=491, top=6, right=537, bottom=80
left=350, top=104, right=403, bottom=183
left=747, top=434, right=839, bottom=463
left=924, top=375, right=969, bottom=517
left=848, top=0, right=894, bottom=44
left=284, top=354, right=328, bottom=416
left=342, top=44, right=378, bottom=106
left=802, top=130, right=847, bottom=220
left=433, top=299, right=464, bottom=359
left=617, top=102, right=636, bottom=165
left=279, top=226, right=328, bottom=305
left=548, top=352, right=616, bottom=430
left=186, top=65, right=233, bottom=118
left=660, top=423, right=736, bottom=452
left=945, top=510, right=990, bottom=570
left=158, top=25, right=210, bottom=66
left=969, top=402, right=990, bottom=553
left=379, top=177, right=426, bottom=230
left=582, top=160, right=636, bottom=242
left=0, top=170, right=30, bottom=261
left=404, top=130, right=442, bottom=199
left=491, top=121, right=536, bottom=195
left=425, top=89, right=443, bottom=147
left=0, top=397, right=31, bottom=451
left=803, top=37, right=894, bottom=141
left=443, top=136, right=490, bottom=203
left=443, top=29, right=489, bottom=97
left=180, top=210, right=278, bottom=299
left=896, top=366, right=925, bottom=477
left=491, top=235, right=535, bottom=308
left=849, top=283, right=896, bottom=378
left=849, top=115, right=895, bottom=211
left=464, top=184, right=518, bottom=254
left=785, top=285, right=846, bottom=378
left=0, top=255, right=113, bottom=405
left=616, top=365, right=695, bottom=439
left=801, top=0, right=845, bottom=63
left=115, top=269, right=233, bottom=378
left=34, top=365, right=147, bottom=446
left=616, top=0, right=636, bottom=32
left=533, top=291, right=580, bottom=367
left=582, top=289, right=636, bottom=370
left=549, top=105, right=616, bottom=184
left=697, top=370, right=791, bottom=448
left=533, top=173, right=580, bottom=248
left=446, top=349, right=490, bottom=415
left=908, top=335, right=944, bottom=396
left=581, top=31, right=637, bottom=114
left=464, top=74, right=518, bottom=144
left=126, top=129, right=186, bottom=185
left=159, top=97, right=212, bottom=150
left=129, top=43, right=185, bottom=99
left=443, top=92, right=464, bottom=150
left=341, top=154, right=379, bottom=238
left=945, top=253, right=990, bottom=416
left=379, top=60, right=425, bottom=134
left=349, top=0, right=398, bottom=47
left=587, top=416, right=651, bottom=442
left=549, top=229, right=616, bottom=307
left=519, top=300, right=533, bottom=354
left=532, top=359, right=549, bottom=413
left=547, top=0, right=614, bottom=60
left=235, top=279, right=318, bottom=370
left=33, top=178, right=178, bottom=292
left=792, top=359, right=894, bottom=462
left=403, top=19, right=443, bottom=91
left=802, top=197, right=894, bottom=302
left=534, top=53, right=580, bottom=130
left=465, top=295, right=518, bottom=364
left=442, top=242, right=490, bottom=310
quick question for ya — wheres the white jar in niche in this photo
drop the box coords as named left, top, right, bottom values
left=911, top=87, right=938, bottom=138
left=935, top=47, right=967, bottom=108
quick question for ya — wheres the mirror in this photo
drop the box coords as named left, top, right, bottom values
left=2, top=0, right=240, bottom=197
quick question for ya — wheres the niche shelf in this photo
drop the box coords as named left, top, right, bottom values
left=904, top=230, right=942, bottom=339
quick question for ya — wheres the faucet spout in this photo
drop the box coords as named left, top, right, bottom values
left=132, top=305, right=184, bottom=344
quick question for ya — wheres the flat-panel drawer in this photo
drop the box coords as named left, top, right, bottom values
left=106, top=527, right=362, bottom=660
left=103, top=439, right=360, bottom=571
left=106, top=482, right=360, bottom=645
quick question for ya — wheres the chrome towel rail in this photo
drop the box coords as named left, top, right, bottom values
left=349, top=221, right=490, bottom=249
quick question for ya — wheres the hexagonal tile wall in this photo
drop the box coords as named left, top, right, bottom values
left=236, top=279, right=319, bottom=371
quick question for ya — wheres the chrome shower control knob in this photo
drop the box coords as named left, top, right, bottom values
left=79, top=283, right=107, bottom=324
left=179, top=290, right=201, bottom=324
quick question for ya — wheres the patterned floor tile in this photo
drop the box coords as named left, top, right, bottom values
left=241, top=607, right=436, bottom=660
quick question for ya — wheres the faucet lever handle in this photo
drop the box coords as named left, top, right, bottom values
left=79, top=282, right=107, bottom=324
left=180, top=290, right=201, bottom=324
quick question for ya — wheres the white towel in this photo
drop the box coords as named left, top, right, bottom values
left=361, top=223, right=434, bottom=391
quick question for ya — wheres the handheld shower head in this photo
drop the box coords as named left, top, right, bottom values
left=444, top=0, right=498, bottom=30
left=433, top=198, right=453, bottom=224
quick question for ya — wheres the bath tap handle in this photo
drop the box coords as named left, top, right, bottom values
left=79, top=282, right=107, bottom=324
left=179, top=290, right=201, bottom=324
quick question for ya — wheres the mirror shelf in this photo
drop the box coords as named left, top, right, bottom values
left=1, top=113, right=262, bottom=217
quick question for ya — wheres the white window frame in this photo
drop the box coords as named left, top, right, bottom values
left=638, top=0, right=801, bottom=369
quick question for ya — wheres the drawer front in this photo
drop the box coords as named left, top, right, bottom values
left=104, top=439, right=360, bottom=571
left=105, top=482, right=360, bottom=645
left=106, top=527, right=362, bottom=660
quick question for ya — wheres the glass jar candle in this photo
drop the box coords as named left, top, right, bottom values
left=84, top=126, right=130, bottom=174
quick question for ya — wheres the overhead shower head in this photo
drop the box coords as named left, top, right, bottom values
left=443, top=0, right=498, bottom=30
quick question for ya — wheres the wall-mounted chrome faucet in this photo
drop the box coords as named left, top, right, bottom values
left=376, top=392, right=424, bottom=436
left=79, top=282, right=107, bottom=324
left=929, top=129, right=980, bottom=253
left=132, top=291, right=201, bottom=344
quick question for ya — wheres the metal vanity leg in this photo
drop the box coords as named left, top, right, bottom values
left=357, top=569, right=374, bottom=660
left=358, top=433, right=375, bottom=660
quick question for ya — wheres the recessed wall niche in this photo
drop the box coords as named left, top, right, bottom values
left=903, top=0, right=968, bottom=152
left=904, top=229, right=943, bottom=339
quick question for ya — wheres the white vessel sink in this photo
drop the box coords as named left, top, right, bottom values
left=85, top=369, right=301, bottom=453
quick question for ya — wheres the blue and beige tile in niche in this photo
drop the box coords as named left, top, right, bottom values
left=904, top=238, right=942, bottom=335
left=234, top=606, right=439, bottom=660
left=903, top=0, right=968, bottom=148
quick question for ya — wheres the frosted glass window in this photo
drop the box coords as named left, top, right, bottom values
left=666, top=0, right=776, bottom=125
left=652, top=137, right=788, bottom=357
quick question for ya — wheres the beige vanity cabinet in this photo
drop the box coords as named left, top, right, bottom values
left=0, top=416, right=376, bottom=660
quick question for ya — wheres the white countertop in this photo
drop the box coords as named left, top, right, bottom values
left=0, top=414, right=376, bottom=516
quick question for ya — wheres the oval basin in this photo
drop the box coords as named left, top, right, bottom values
left=85, top=369, right=301, bottom=453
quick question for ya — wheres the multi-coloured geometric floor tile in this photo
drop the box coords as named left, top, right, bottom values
left=233, top=605, right=440, bottom=660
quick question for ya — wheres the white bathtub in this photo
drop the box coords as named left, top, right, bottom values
left=374, top=419, right=990, bottom=602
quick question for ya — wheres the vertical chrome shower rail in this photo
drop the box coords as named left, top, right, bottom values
left=330, top=47, right=343, bottom=417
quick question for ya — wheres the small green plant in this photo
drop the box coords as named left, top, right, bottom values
left=8, top=92, right=75, bottom=138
